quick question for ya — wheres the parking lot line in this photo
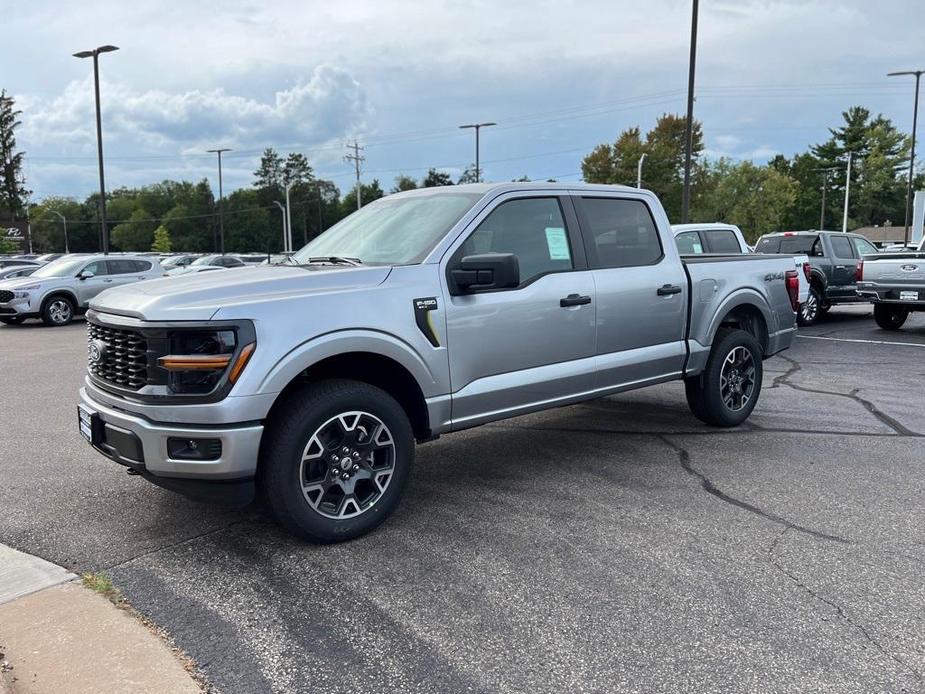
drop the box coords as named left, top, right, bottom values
left=797, top=334, right=925, bottom=349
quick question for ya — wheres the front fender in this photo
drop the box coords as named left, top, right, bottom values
left=257, top=329, right=441, bottom=398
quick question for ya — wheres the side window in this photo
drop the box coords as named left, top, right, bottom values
left=108, top=259, right=137, bottom=274
left=675, top=231, right=705, bottom=254
left=81, top=260, right=107, bottom=276
left=456, top=197, right=573, bottom=285
left=851, top=237, right=878, bottom=257
left=576, top=197, right=663, bottom=269
left=830, top=235, right=854, bottom=259
left=135, top=260, right=152, bottom=272
left=704, top=230, right=742, bottom=254
left=754, top=237, right=779, bottom=253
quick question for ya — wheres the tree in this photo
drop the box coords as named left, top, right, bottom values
left=341, top=180, right=384, bottom=213
left=110, top=208, right=156, bottom=251
left=0, top=236, right=18, bottom=253
left=0, top=90, right=30, bottom=219
left=457, top=165, right=479, bottom=184
left=254, top=148, right=284, bottom=192
left=422, top=169, right=453, bottom=187
left=283, top=152, right=314, bottom=186
left=391, top=175, right=418, bottom=193
left=151, top=225, right=172, bottom=252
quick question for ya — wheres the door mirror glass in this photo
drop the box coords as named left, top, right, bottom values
left=78, top=270, right=95, bottom=280
left=450, top=253, right=520, bottom=294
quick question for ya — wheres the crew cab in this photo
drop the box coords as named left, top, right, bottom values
left=0, top=254, right=163, bottom=326
left=754, top=230, right=878, bottom=325
left=78, top=183, right=799, bottom=542
left=676, top=223, right=811, bottom=323
left=856, top=241, right=925, bottom=330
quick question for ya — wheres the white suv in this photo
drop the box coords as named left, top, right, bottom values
left=0, top=254, right=163, bottom=326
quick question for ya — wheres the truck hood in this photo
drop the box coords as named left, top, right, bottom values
left=90, top=264, right=393, bottom=321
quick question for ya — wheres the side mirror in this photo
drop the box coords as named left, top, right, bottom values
left=450, top=253, right=519, bottom=294
left=78, top=270, right=95, bottom=280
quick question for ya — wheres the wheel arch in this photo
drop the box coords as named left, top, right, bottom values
left=40, top=289, right=79, bottom=310
left=703, top=290, right=772, bottom=356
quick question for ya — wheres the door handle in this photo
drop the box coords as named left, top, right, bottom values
left=102, top=278, right=113, bottom=283
left=657, top=284, right=682, bottom=296
left=560, top=294, right=591, bottom=307
left=835, top=265, right=846, bottom=270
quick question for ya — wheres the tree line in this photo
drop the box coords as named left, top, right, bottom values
left=582, top=106, right=922, bottom=241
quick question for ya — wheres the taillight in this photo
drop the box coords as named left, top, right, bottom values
left=802, top=261, right=811, bottom=282
left=785, top=270, right=799, bottom=313
left=856, top=261, right=863, bottom=282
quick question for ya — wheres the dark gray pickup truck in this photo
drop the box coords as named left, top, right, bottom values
left=755, top=231, right=880, bottom=325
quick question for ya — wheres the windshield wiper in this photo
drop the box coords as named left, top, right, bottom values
left=305, top=256, right=362, bottom=266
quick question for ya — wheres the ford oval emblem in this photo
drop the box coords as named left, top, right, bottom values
left=901, top=264, right=918, bottom=272
left=88, top=339, right=107, bottom=364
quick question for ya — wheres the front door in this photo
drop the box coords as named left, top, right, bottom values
left=571, top=195, right=688, bottom=387
left=827, top=234, right=858, bottom=297
left=74, top=260, right=114, bottom=305
left=443, top=194, right=596, bottom=428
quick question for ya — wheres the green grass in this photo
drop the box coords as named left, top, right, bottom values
left=81, top=572, right=124, bottom=605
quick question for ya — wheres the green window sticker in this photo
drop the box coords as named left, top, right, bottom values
left=692, top=241, right=703, bottom=253
left=545, top=227, right=571, bottom=260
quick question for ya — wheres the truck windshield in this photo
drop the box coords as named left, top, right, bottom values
left=292, top=192, right=482, bottom=265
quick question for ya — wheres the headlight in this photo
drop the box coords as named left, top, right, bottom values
left=158, top=330, right=255, bottom=394
left=13, top=285, right=39, bottom=298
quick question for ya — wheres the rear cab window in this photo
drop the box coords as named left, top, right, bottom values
left=703, top=229, right=742, bottom=254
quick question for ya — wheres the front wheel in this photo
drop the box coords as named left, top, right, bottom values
left=685, top=328, right=764, bottom=427
left=874, top=303, right=909, bottom=331
left=259, top=379, right=414, bottom=543
left=41, top=296, right=74, bottom=326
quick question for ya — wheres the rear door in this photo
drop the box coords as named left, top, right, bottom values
left=573, top=194, right=688, bottom=387
left=443, top=193, right=597, bottom=427
left=827, top=234, right=858, bottom=297
left=106, top=259, right=145, bottom=290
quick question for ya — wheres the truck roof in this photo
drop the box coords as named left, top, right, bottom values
left=391, top=181, right=642, bottom=198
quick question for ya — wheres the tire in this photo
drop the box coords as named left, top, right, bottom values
left=259, top=379, right=414, bottom=543
left=874, top=303, right=909, bottom=331
left=797, top=287, right=822, bottom=326
left=685, top=328, right=764, bottom=428
left=41, top=295, right=75, bottom=326
left=0, top=316, right=24, bottom=325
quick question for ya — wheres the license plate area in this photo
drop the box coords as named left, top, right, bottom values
left=900, top=291, right=919, bottom=301
left=78, top=404, right=101, bottom=444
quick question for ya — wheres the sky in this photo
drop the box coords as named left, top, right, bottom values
left=4, top=0, right=924, bottom=201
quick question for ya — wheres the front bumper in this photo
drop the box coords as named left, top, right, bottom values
left=79, top=386, right=263, bottom=482
left=0, top=295, right=36, bottom=317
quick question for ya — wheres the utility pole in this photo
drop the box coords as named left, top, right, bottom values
left=73, top=44, right=119, bottom=254
left=680, top=0, right=699, bottom=223
left=814, top=166, right=839, bottom=229
left=284, top=181, right=294, bottom=253
left=636, top=153, right=647, bottom=189
left=51, top=211, right=68, bottom=253
left=207, top=148, right=231, bottom=255
left=459, top=122, right=496, bottom=182
left=842, top=151, right=853, bottom=233
left=345, top=140, right=365, bottom=210
left=887, top=70, right=923, bottom=245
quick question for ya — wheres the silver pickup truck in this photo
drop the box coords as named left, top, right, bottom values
left=78, top=183, right=799, bottom=542
left=856, top=242, right=925, bottom=330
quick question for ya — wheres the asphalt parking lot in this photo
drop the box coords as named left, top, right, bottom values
left=2, top=306, right=924, bottom=693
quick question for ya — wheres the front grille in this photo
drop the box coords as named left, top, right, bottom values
left=0, top=290, right=13, bottom=303
left=87, top=321, right=149, bottom=391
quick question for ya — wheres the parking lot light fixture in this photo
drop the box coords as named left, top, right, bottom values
left=887, top=70, right=924, bottom=245
left=51, top=211, right=68, bottom=253
left=73, top=44, right=119, bottom=255
left=273, top=201, right=288, bottom=252
left=207, top=148, right=231, bottom=255
left=459, top=122, right=496, bottom=182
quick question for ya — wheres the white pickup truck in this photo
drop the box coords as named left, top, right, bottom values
left=672, top=223, right=812, bottom=324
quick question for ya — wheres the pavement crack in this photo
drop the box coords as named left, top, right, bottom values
left=773, top=355, right=918, bottom=437
left=768, top=528, right=923, bottom=683
left=658, top=435, right=849, bottom=544
left=103, top=520, right=249, bottom=572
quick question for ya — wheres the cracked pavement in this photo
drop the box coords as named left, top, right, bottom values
left=1, top=305, right=924, bottom=693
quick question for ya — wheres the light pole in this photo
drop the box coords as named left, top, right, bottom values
left=636, top=153, right=647, bottom=189
left=887, top=70, right=923, bottom=245
left=273, top=201, right=287, bottom=253
left=459, top=122, right=496, bottom=182
left=814, top=166, right=839, bottom=229
left=207, top=148, right=231, bottom=255
left=51, top=211, right=68, bottom=253
left=73, top=44, right=119, bottom=254
left=680, top=0, right=699, bottom=223
left=284, top=181, right=295, bottom=253
left=842, top=151, right=854, bottom=233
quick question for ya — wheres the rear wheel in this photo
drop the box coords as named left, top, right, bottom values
left=685, top=328, right=763, bottom=427
left=41, top=296, right=74, bottom=326
left=873, top=303, right=909, bottom=331
left=0, top=316, right=24, bottom=325
left=259, top=379, right=414, bottom=543
left=798, top=287, right=821, bottom=326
